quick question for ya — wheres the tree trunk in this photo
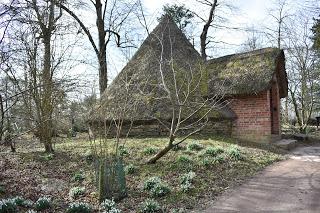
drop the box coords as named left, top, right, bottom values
left=147, top=143, right=174, bottom=164
left=0, top=94, right=4, bottom=141
left=10, top=141, right=16, bottom=153
left=40, top=32, right=54, bottom=153
left=98, top=52, right=108, bottom=95
left=96, top=0, right=108, bottom=95
left=285, top=97, right=289, bottom=123
left=200, top=0, right=218, bottom=60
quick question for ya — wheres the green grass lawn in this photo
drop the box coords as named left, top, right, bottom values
left=0, top=135, right=285, bottom=212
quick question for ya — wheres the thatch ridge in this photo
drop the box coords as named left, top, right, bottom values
left=96, top=15, right=233, bottom=121
left=95, top=17, right=287, bottom=123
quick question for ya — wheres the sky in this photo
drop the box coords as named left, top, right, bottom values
left=103, top=0, right=274, bottom=80
left=71, top=0, right=317, bottom=97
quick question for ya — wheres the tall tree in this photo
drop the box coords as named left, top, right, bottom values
left=57, top=0, right=138, bottom=95
left=285, top=15, right=320, bottom=133
left=1, top=0, right=76, bottom=152
left=158, top=4, right=194, bottom=34
left=242, top=26, right=263, bottom=51
left=266, top=0, right=292, bottom=123
left=197, top=0, right=218, bottom=60
left=312, top=16, right=320, bottom=51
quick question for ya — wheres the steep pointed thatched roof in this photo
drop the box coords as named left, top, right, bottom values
left=94, top=17, right=287, bottom=123
left=206, top=48, right=287, bottom=98
left=96, top=16, right=234, bottom=121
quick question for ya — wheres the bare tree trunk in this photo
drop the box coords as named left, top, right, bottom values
left=200, top=0, right=218, bottom=60
left=98, top=50, right=108, bottom=95
left=40, top=35, right=54, bottom=153
left=96, top=0, right=108, bottom=94
left=147, top=136, right=175, bottom=164
left=0, top=94, right=4, bottom=140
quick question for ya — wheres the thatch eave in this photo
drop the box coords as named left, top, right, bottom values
left=205, top=47, right=288, bottom=98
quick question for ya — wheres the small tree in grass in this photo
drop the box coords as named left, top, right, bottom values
left=142, top=35, right=230, bottom=164
left=90, top=17, right=232, bottom=167
left=89, top=70, right=143, bottom=201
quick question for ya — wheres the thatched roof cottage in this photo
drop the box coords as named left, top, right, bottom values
left=93, top=16, right=287, bottom=143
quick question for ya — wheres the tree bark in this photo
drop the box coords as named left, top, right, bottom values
left=0, top=94, right=4, bottom=140
left=147, top=143, right=174, bottom=164
left=40, top=35, right=54, bottom=153
left=98, top=51, right=108, bottom=95
left=96, top=0, right=108, bottom=94
left=200, top=0, right=218, bottom=60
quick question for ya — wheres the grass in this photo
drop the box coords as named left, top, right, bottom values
left=0, top=134, right=285, bottom=212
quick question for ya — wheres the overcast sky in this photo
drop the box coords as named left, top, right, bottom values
left=103, top=0, right=276, bottom=79
left=74, top=0, right=318, bottom=97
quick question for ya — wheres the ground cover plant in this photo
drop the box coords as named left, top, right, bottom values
left=0, top=134, right=285, bottom=212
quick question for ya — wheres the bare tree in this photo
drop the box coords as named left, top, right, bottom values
left=285, top=15, right=320, bottom=133
left=1, top=0, right=78, bottom=152
left=140, top=35, right=229, bottom=164
left=268, top=0, right=292, bottom=49
left=241, top=26, right=264, bottom=51
left=89, top=70, right=144, bottom=201
left=57, top=0, right=138, bottom=94
left=266, top=0, right=292, bottom=123
left=0, top=76, right=18, bottom=152
left=159, top=3, right=194, bottom=35
left=196, top=0, right=219, bottom=60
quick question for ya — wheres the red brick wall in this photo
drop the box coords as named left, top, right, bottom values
left=229, top=78, right=282, bottom=142
left=229, top=91, right=272, bottom=143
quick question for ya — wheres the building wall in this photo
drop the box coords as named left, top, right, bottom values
left=229, top=79, right=282, bottom=143
left=90, top=119, right=233, bottom=138
left=229, top=91, right=273, bottom=143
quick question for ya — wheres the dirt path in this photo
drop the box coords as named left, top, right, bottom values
left=197, top=145, right=320, bottom=213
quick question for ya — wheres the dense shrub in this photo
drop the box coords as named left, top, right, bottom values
left=170, top=208, right=184, bottom=213
left=227, top=146, right=243, bottom=161
left=84, top=150, right=94, bottom=162
left=143, top=147, right=157, bottom=155
left=119, top=146, right=129, bottom=156
left=108, top=208, right=122, bottom=213
left=187, top=142, right=203, bottom=151
left=72, top=172, right=85, bottom=182
left=12, top=196, right=33, bottom=207
left=12, top=196, right=25, bottom=206
left=69, top=187, right=85, bottom=199
left=0, top=199, right=17, bottom=213
left=0, top=186, right=5, bottom=194
left=139, top=199, right=161, bottom=213
left=100, top=198, right=121, bottom=213
left=204, top=146, right=224, bottom=157
left=150, top=182, right=170, bottom=197
left=213, top=155, right=225, bottom=164
left=143, top=177, right=170, bottom=197
left=143, top=177, right=161, bottom=191
left=176, top=155, right=192, bottom=164
left=180, top=171, right=196, bottom=192
left=35, top=196, right=51, bottom=211
left=125, top=164, right=136, bottom=175
left=100, top=198, right=115, bottom=211
left=201, top=157, right=212, bottom=167
left=67, top=202, right=92, bottom=213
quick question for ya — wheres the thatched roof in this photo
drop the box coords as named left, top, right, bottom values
left=95, top=17, right=288, bottom=123
left=95, top=16, right=235, bottom=122
left=206, top=48, right=287, bottom=98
